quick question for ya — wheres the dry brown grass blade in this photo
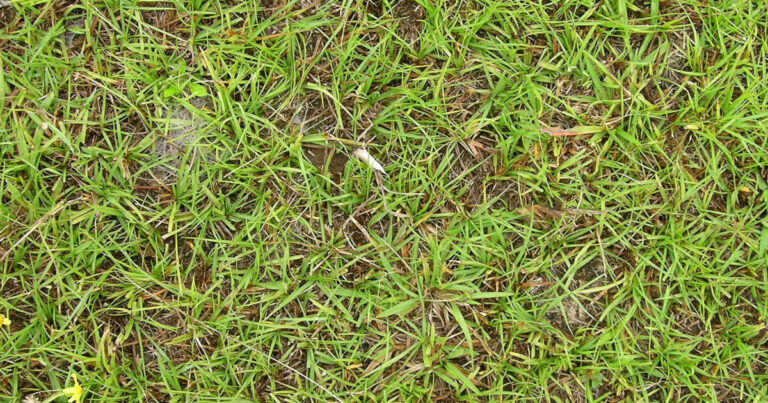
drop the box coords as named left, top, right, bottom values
left=541, top=126, right=603, bottom=137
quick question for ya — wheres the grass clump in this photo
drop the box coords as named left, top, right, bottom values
left=1, top=0, right=767, bottom=401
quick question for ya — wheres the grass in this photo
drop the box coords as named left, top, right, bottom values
left=1, top=0, right=767, bottom=401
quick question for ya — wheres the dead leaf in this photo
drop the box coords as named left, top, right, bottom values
left=465, top=139, right=486, bottom=158
left=352, top=148, right=387, bottom=175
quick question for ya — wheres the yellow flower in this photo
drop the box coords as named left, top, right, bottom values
left=62, top=374, right=84, bottom=403
left=0, top=314, right=10, bottom=326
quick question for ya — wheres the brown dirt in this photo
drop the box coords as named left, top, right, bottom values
left=393, top=0, right=423, bottom=45
left=302, top=144, right=349, bottom=179
left=533, top=262, right=607, bottom=337
left=0, top=2, right=17, bottom=28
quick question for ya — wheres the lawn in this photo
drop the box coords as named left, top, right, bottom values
left=1, top=0, right=767, bottom=401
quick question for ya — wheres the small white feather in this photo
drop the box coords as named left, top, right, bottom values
left=352, top=148, right=386, bottom=175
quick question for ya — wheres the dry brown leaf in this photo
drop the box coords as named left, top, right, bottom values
left=465, top=139, right=485, bottom=158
